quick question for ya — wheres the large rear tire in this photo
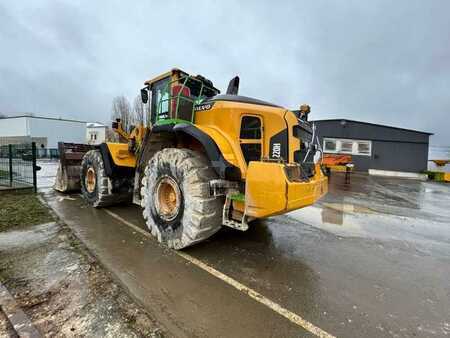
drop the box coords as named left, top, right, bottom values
left=80, top=150, right=132, bottom=207
left=141, top=148, right=223, bottom=249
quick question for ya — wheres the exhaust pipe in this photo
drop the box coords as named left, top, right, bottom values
left=226, top=76, right=240, bottom=95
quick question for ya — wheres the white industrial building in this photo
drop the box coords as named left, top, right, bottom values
left=86, top=122, right=107, bottom=145
left=0, top=115, right=86, bottom=148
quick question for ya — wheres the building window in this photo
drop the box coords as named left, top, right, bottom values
left=323, top=138, right=372, bottom=156
left=340, top=140, right=353, bottom=153
left=357, top=141, right=371, bottom=155
left=324, top=139, right=336, bottom=152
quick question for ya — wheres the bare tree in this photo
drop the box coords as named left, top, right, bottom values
left=132, top=95, right=144, bottom=125
left=105, top=127, right=118, bottom=142
left=111, top=96, right=133, bottom=131
left=133, top=95, right=152, bottom=126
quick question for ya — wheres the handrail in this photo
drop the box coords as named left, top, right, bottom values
left=156, top=75, right=218, bottom=124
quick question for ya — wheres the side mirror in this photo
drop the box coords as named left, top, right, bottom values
left=226, top=76, right=240, bottom=95
left=141, top=88, right=149, bottom=104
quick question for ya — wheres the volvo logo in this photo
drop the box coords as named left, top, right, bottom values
left=194, top=102, right=214, bottom=112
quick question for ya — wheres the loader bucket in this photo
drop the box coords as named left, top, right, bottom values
left=54, top=142, right=93, bottom=192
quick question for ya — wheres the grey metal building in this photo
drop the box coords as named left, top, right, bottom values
left=313, top=119, right=432, bottom=172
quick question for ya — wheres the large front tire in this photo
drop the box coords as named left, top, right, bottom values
left=80, top=150, right=132, bottom=207
left=141, top=148, right=223, bottom=249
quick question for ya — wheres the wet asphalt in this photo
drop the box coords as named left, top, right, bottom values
left=43, top=172, right=450, bottom=337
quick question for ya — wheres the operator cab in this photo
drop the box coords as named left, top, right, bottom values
left=141, top=68, right=220, bottom=126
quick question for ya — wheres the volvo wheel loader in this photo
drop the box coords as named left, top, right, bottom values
left=55, top=68, right=328, bottom=249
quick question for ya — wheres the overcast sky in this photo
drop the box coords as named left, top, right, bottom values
left=1, top=1, right=449, bottom=145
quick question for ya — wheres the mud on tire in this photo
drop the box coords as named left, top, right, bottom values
left=141, top=148, right=223, bottom=249
left=80, top=150, right=132, bottom=208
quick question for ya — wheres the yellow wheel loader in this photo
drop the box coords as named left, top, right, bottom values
left=55, top=68, right=328, bottom=249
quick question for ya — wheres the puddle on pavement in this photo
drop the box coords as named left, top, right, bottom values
left=286, top=198, right=450, bottom=260
left=288, top=203, right=365, bottom=236
left=0, top=222, right=59, bottom=251
left=281, top=174, right=450, bottom=245
left=324, top=202, right=374, bottom=213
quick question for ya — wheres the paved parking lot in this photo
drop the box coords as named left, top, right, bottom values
left=43, top=172, right=450, bottom=337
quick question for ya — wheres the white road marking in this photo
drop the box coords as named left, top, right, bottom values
left=105, top=209, right=154, bottom=238
left=104, top=209, right=336, bottom=338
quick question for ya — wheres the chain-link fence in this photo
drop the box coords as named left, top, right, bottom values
left=36, top=148, right=59, bottom=159
left=0, top=142, right=37, bottom=191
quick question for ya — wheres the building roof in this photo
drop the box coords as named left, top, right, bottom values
left=312, top=119, right=433, bottom=135
left=86, top=122, right=107, bottom=128
left=0, top=114, right=87, bottom=124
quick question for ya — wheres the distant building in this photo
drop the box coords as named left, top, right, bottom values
left=0, top=115, right=86, bottom=149
left=86, top=122, right=107, bottom=145
left=313, top=119, right=432, bottom=173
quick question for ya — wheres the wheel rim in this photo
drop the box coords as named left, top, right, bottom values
left=86, top=167, right=96, bottom=193
left=155, top=176, right=181, bottom=222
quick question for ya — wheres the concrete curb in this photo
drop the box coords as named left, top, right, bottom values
left=368, top=168, right=428, bottom=180
left=0, top=282, right=41, bottom=338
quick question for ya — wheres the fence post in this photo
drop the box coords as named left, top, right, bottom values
left=8, top=144, right=13, bottom=187
left=32, top=142, right=37, bottom=193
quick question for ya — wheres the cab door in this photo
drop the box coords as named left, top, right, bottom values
left=150, top=77, right=171, bottom=124
left=239, top=115, right=263, bottom=165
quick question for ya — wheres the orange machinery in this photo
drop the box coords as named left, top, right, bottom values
left=428, top=160, right=450, bottom=182
left=322, top=154, right=354, bottom=183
